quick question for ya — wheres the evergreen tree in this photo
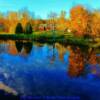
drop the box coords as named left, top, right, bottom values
left=25, top=22, right=33, bottom=34
left=15, top=23, right=24, bottom=34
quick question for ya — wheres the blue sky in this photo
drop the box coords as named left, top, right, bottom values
left=0, top=0, right=100, bottom=18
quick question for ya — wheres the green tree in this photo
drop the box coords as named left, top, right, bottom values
left=15, top=23, right=23, bottom=34
left=25, top=22, right=33, bottom=34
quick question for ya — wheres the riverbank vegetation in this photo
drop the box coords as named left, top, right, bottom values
left=0, top=5, right=100, bottom=47
left=0, top=31, right=96, bottom=47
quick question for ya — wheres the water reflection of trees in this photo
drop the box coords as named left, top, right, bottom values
left=15, top=41, right=33, bottom=55
left=8, top=40, right=18, bottom=55
left=67, top=46, right=99, bottom=77
left=7, top=40, right=33, bottom=55
left=55, top=43, right=67, bottom=61
left=3, top=41, right=100, bottom=77
left=23, top=42, right=33, bottom=54
left=88, top=48, right=97, bottom=65
left=50, top=43, right=56, bottom=63
left=55, top=43, right=99, bottom=77
left=68, top=46, right=85, bottom=77
left=15, top=41, right=23, bottom=52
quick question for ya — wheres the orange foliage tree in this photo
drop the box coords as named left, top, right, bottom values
left=91, top=11, right=100, bottom=37
left=20, top=12, right=30, bottom=28
left=8, top=12, right=19, bottom=33
left=57, top=11, right=67, bottom=31
left=69, top=5, right=91, bottom=37
left=68, top=47, right=84, bottom=77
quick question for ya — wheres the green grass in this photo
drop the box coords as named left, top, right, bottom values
left=0, top=31, right=99, bottom=47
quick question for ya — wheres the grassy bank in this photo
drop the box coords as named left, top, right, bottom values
left=0, top=31, right=65, bottom=42
left=0, top=31, right=99, bottom=47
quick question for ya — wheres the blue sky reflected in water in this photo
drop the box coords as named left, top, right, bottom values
left=0, top=42, right=99, bottom=99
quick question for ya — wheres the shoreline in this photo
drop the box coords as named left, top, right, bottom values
left=0, top=33, right=99, bottom=48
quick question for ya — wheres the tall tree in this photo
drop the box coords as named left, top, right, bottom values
left=25, top=22, right=33, bottom=34
left=91, top=11, right=100, bottom=37
left=15, top=23, right=24, bottom=34
left=70, top=5, right=90, bottom=37
left=8, top=12, right=19, bottom=33
left=48, top=12, right=58, bottom=31
left=19, top=8, right=30, bottom=28
left=57, top=11, right=67, bottom=31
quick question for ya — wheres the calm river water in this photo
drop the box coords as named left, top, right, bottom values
left=0, top=40, right=100, bottom=99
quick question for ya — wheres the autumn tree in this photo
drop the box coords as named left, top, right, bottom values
left=91, top=11, right=100, bottom=37
left=8, top=12, right=19, bottom=33
left=48, top=12, right=58, bottom=31
left=70, top=5, right=90, bottom=37
left=33, top=19, right=44, bottom=31
left=15, top=23, right=24, bottom=34
left=57, top=11, right=67, bottom=31
left=0, top=14, right=6, bottom=32
left=20, top=8, right=30, bottom=28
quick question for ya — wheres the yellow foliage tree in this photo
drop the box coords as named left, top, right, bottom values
left=57, top=11, right=67, bottom=31
left=70, top=5, right=90, bottom=37
left=91, top=11, right=100, bottom=37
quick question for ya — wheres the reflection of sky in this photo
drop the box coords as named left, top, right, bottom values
left=0, top=43, right=100, bottom=98
left=0, top=0, right=100, bottom=18
left=0, top=43, right=68, bottom=95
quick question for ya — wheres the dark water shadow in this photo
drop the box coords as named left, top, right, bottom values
left=15, top=41, right=33, bottom=54
left=15, top=41, right=23, bottom=52
left=23, top=42, right=33, bottom=54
